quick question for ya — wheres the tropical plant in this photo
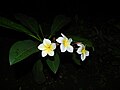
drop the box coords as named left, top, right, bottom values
left=0, top=14, right=93, bottom=84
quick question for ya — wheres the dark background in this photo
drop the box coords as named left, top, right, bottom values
left=0, top=1, right=120, bottom=19
left=0, top=1, right=120, bottom=90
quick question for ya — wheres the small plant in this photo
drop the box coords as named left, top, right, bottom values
left=0, top=14, right=93, bottom=84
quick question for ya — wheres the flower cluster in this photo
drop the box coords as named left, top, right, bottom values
left=38, top=33, right=89, bottom=61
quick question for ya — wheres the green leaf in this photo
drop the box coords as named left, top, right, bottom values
left=50, top=15, right=71, bottom=37
left=72, top=53, right=81, bottom=65
left=32, top=60, right=46, bottom=84
left=46, top=53, right=60, bottom=74
left=71, top=35, right=94, bottom=50
left=15, top=13, right=40, bottom=35
left=9, top=40, right=39, bottom=65
left=0, top=16, right=33, bottom=36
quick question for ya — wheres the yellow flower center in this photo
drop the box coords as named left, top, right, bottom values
left=81, top=48, right=86, bottom=54
left=63, top=39, right=69, bottom=47
left=45, top=44, right=53, bottom=53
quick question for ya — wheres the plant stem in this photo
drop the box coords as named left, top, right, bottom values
left=29, top=34, right=42, bottom=42
left=39, top=24, right=44, bottom=38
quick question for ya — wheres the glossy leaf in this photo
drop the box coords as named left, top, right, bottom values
left=32, top=60, right=46, bottom=84
left=46, top=53, right=60, bottom=74
left=71, top=35, right=94, bottom=50
left=15, top=13, right=40, bottom=35
left=51, top=15, right=71, bottom=36
left=9, top=40, right=39, bottom=65
left=0, top=16, right=33, bottom=36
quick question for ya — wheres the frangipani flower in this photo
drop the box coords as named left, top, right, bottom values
left=76, top=43, right=89, bottom=61
left=38, top=38, right=56, bottom=57
left=56, top=33, right=73, bottom=53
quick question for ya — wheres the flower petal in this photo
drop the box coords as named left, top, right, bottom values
left=42, top=51, right=47, bottom=57
left=60, top=44, right=66, bottom=52
left=82, top=44, right=85, bottom=48
left=68, top=38, right=72, bottom=43
left=48, top=51, right=54, bottom=56
left=51, top=43, right=56, bottom=50
left=76, top=47, right=82, bottom=54
left=67, top=45, right=73, bottom=53
left=43, top=38, right=51, bottom=46
left=56, top=37, right=64, bottom=43
left=81, top=54, right=86, bottom=61
left=38, top=44, right=46, bottom=50
left=77, top=43, right=83, bottom=47
left=61, top=33, right=67, bottom=38
left=85, top=50, right=89, bottom=56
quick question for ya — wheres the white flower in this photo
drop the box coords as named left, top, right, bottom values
left=38, top=38, right=56, bottom=57
left=76, top=43, right=89, bottom=61
left=56, top=33, right=73, bottom=53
